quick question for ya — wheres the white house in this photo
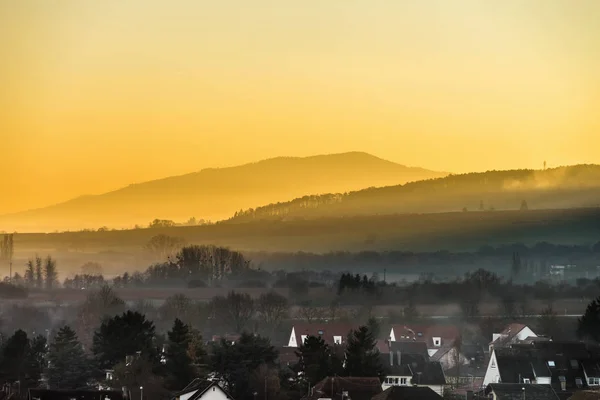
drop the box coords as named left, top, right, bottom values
left=380, top=352, right=446, bottom=396
left=173, top=382, right=234, bottom=400
left=489, top=323, right=537, bottom=352
left=482, top=342, right=600, bottom=392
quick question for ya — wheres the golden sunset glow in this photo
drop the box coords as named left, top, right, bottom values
left=1, top=0, right=599, bottom=215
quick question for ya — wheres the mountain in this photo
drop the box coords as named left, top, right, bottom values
left=227, top=164, right=600, bottom=222
left=0, top=152, right=444, bottom=232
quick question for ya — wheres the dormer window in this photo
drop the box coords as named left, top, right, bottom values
left=548, top=361, right=555, bottom=367
left=570, top=360, right=579, bottom=369
left=523, top=379, right=530, bottom=384
left=432, top=337, right=441, bottom=347
left=334, top=336, right=342, bottom=345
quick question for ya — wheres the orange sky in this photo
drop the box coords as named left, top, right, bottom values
left=1, top=0, right=599, bottom=215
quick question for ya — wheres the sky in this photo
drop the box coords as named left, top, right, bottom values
left=0, top=0, right=599, bottom=215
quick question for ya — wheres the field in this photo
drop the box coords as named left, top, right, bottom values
left=4, top=207, right=600, bottom=277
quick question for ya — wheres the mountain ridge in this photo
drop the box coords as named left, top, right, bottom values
left=0, top=152, right=444, bottom=232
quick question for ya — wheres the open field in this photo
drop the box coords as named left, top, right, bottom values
left=5, top=287, right=591, bottom=319
left=4, top=207, right=600, bottom=277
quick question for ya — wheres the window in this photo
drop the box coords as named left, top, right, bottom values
left=394, top=378, right=399, bottom=384
left=548, top=361, right=555, bottom=367
left=576, top=378, right=583, bottom=388
left=400, top=378, right=407, bottom=385
left=417, top=332, right=423, bottom=337
left=432, top=337, right=441, bottom=347
left=318, top=330, right=324, bottom=335
left=589, top=378, right=600, bottom=386
left=570, top=359, right=579, bottom=369
left=334, top=336, right=342, bottom=345
left=301, top=335, right=308, bottom=344
left=523, top=379, right=530, bottom=384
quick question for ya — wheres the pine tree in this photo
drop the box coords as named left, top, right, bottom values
left=47, top=326, right=92, bottom=389
left=344, top=326, right=384, bottom=379
left=44, top=256, right=58, bottom=290
left=578, top=297, right=600, bottom=342
left=25, top=259, right=35, bottom=287
left=165, top=319, right=197, bottom=390
left=35, top=256, right=43, bottom=289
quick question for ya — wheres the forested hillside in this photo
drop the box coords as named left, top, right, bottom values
left=228, top=165, right=600, bottom=222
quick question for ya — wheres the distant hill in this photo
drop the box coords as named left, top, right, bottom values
left=0, top=152, right=444, bottom=232
left=227, top=165, right=600, bottom=222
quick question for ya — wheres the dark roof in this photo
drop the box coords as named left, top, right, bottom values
left=390, top=325, right=459, bottom=348
left=485, top=384, right=560, bottom=400
left=494, top=342, right=600, bottom=391
left=172, top=380, right=215, bottom=398
left=302, top=376, right=382, bottom=400
left=568, top=391, right=600, bottom=400
left=292, top=323, right=356, bottom=347
left=389, top=341, right=430, bottom=358
left=371, top=386, right=441, bottom=400
left=380, top=352, right=445, bottom=385
left=28, top=390, right=124, bottom=400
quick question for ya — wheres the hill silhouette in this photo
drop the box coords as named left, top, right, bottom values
left=227, top=164, right=600, bottom=222
left=0, top=152, right=443, bottom=232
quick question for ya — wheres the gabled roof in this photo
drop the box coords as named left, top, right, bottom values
left=302, top=376, right=382, bottom=400
left=186, top=382, right=234, bottom=400
left=28, top=390, right=124, bottom=400
left=291, top=323, right=356, bottom=347
left=485, top=383, right=560, bottom=400
left=372, top=386, right=441, bottom=400
left=390, top=325, right=459, bottom=348
left=380, top=352, right=445, bottom=385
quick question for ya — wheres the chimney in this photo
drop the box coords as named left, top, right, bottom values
left=397, top=351, right=402, bottom=366
left=390, top=350, right=394, bottom=366
left=560, top=376, right=566, bottom=391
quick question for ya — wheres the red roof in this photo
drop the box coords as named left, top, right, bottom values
left=390, top=324, right=460, bottom=348
left=290, top=323, right=356, bottom=347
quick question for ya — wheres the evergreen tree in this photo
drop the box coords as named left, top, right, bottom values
left=0, top=330, right=46, bottom=393
left=92, top=311, right=157, bottom=370
left=44, top=256, right=59, bottom=290
left=578, top=297, right=600, bottom=342
left=24, top=260, right=35, bottom=287
left=165, top=319, right=198, bottom=390
left=35, top=256, right=43, bottom=289
left=47, top=326, right=92, bottom=389
left=344, top=326, right=384, bottom=380
left=295, top=335, right=336, bottom=386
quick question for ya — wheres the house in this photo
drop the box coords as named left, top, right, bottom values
left=430, top=343, right=486, bottom=372
left=489, top=323, right=537, bottom=351
left=371, top=386, right=442, bottom=400
left=172, top=381, right=234, bottom=400
left=380, top=351, right=446, bottom=395
left=28, top=389, right=124, bottom=400
left=484, top=383, right=560, bottom=400
left=388, top=325, right=460, bottom=357
left=483, top=341, right=600, bottom=397
left=445, top=363, right=487, bottom=390
left=211, top=334, right=240, bottom=345
left=287, top=323, right=355, bottom=348
left=301, top=377, right=382, bottom=400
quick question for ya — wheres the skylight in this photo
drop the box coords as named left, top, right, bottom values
left=548, top=361, right=555, bottom=367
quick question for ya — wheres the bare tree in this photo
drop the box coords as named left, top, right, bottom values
left=210, top=291, right=255, bottom=333
left=145, top=234, right=185, bottom=261
left=81, top=262, right=103, bottom=276
left=257, top=291, right=289, bottom=333
left=297, top=301, right=324, bottom=323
